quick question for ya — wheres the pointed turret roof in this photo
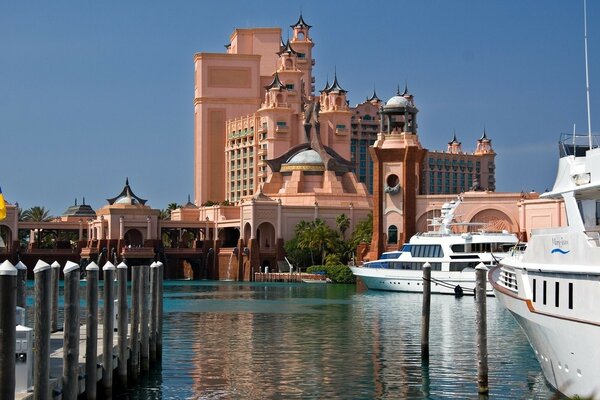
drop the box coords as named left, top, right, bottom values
left=367, top=88, right=380, bottom=102
left=183, top=194, right=197, bottom=209
left=401, top=82, right=411, bottom=96
left=290, top=13, right=312, bottom=29
left=320, top=78, right=331, bottom=93
left=328, top=72, right=346, bottom=93
left=277, top=39, right=297, bottom=56
left=106, top=178, right=148, bottom=206
left=265, top=72, right=286, bottom=90
left=479, top=128, right=490, bottom=141
left=448, top=131, right=461, bottom=145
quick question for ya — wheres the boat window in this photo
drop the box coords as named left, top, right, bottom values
left=451, top=244, right=465, bottom=253
left=401, top=244, right=412, bottom=252
left=569, top=282, right=573, bottom=309
left=410, top=244, right=443, bottom=258
left=449, top=262, right=479, bottom=271
left=555, top=282, right=560, bottom=307
left=387, top=225, right=398, bottom=244
left=532, top=278, right=536, bottom=302
left=543, top=280, right=547, bottom=305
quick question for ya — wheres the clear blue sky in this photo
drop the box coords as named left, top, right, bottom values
left=2, top=1, right=599, bottom=215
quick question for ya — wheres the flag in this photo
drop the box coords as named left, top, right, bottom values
left=0, top=186, right=6, bottom=221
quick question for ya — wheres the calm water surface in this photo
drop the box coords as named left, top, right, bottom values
left=109, top=281, right=555, bottom=399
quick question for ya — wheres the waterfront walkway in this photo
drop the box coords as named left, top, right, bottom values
left=16, top=324, right=126, bottom=400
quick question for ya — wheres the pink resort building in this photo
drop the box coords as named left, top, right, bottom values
left=0, top=15, right=566, bottom=279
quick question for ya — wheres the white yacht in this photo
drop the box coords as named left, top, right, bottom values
left=490, top=133, right=600, bottom=398
left=351, top=200, right=519, bottom=295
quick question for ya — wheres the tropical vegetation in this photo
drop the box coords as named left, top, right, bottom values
left=284, top=213, right=373, bottom=282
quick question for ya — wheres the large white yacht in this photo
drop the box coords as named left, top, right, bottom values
left=490, top=133, right=600, bottom=398
left=351, top=200, right=519, bottom=295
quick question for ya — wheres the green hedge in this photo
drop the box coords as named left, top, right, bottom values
left=306, top=265, right=356, bottom=284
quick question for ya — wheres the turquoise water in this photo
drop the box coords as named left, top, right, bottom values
left=112, top=281, right=555, bottom=399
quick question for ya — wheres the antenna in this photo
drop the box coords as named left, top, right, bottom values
left=584, top=0, right=593, bottom=148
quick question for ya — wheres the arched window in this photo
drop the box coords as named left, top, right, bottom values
left=388, top=225, right=398, bottom=244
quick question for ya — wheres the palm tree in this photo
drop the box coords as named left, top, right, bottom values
left=336, top=213, right=351, bottom=240
left=22, top=206, right=53, bottom=221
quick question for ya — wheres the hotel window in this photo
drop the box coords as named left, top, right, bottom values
left=286, top=84, right=294, bottom=90
left=277, top=121, right=287, bottom=127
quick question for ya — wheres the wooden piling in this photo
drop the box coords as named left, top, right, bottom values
left=85, top=261, right=99, bottom=400
left=51, top=260, right=61, bottom=332
left=156, top=261, right=163, bottom=359
left=421, top=262, right=431, bottom=362
left=129, top=265, right=141, bottom=382
left=150, top=262, right=158, bottom=364
left=0, top=260, right=17, bottom=400
left=475, top=263, right=489, bottom=395
left=62, top=261, right=80, bottom=400
left=16, top=260, right=27, bottom=310
left=102, top=261, right=116, bottom=397
left=33, top=260, right=51, bottom=400
left=140, top=265, right=150, bottom=372
left=117, top=262, right=128, bottom=388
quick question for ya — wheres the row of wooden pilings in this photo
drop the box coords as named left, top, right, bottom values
left=420, top=262, right=489, bottom=395
left=0, top=259, right=163, bottom=400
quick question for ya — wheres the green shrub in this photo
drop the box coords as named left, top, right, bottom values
left=306, top=265, right=356, bottom=284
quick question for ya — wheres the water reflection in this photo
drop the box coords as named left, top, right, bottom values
left=89, top=281, right=554, bottom=399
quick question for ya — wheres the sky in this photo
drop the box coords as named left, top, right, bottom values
left=2, top=1, right=599, bottom=216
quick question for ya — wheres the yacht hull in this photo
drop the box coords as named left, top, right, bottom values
left=351, top=266, right=493, bottom=295
left=492, top=267, right=600, bottom=398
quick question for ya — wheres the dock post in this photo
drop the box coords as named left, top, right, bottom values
left=129, top=265, right=141, bottom=382
left=33, top=260, right=51, bottom=400
left=102, top=261, right=116, bottom=397
left=50, top=261, right=61, bottom=332
left=62, top=261, right=80, bottom=400
left=421, top=262, right=431, bottom=362
left=117, top=262, right=128, bottom=388
left=475, top=263, right=489, bottom=395
left=156, top=261, right=163, bottom=359
left=150, top=262, right=158, bottom=364
left=0, top=260, right=17, bottom=400
left=16, top=260, right=27, bottom=310
left=85, top=261, right=99, bottom=400
left=140, top=265, right=150, bottom=372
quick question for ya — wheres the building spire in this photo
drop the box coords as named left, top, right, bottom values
left=401, top=81, right=410, bottom=96
left=290, top=13, right=312, bottom=29
left=265, top=72, right=286, bottom=90
left=328, top=69, right=346, bottom=93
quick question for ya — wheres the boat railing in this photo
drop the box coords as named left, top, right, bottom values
left=585, top=231, right=600, bottom=247
left=559, top=133, right=600, bottom=157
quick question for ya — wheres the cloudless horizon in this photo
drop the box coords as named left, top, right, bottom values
left=2, top=1, right=599, bottom=216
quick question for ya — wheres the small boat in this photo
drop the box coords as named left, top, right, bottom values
left=351, top=199, right=519, bottom=295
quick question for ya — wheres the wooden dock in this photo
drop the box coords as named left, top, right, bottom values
left=253, top=272, right=329, bottom=283
left=16, top=324, right=127, bottom=400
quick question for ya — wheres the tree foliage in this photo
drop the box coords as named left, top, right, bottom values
left=21, top=206, right=53, bottom=222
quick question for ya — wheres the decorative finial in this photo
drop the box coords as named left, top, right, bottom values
left=75, top=198, right=77, bottom=206
left=396, top=84, right=401, bottom=96
left=402, top=81, right=409, bottom=96
left=83, top=197, right=86, bottom=205
left=126, top=177, right=129, bottom=185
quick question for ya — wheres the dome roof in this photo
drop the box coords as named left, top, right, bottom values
left=287, top=149, right=322, bottom=164
left=385, top=95, right=410, bottom=108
